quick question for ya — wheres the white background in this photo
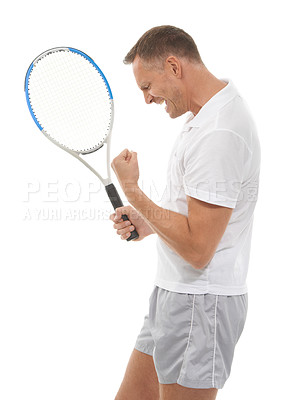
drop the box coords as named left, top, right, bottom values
left=1, top=0, right=280, bottom=399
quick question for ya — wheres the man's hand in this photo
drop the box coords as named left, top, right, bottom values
left=110, top=205, right=155, bottom=241
left=111, top=149, right=139, bottom=194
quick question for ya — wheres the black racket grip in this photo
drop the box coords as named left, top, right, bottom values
left=105, top=183, right=139, bottom=241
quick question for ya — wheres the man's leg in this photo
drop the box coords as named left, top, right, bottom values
left=115, top=348, right=160, bottom=400
left=159, top=383, right=218, bottom=400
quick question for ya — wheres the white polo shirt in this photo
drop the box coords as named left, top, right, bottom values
left=154, top=79, right=261, bottom=295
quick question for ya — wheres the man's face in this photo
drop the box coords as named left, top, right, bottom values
left=132, top=55, right=186, bottom=119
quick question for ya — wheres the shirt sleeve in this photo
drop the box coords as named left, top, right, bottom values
left=183, top=129, right=251, bottom=208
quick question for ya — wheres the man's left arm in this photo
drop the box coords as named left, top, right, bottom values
left=111, top=149, right=233, bottom=270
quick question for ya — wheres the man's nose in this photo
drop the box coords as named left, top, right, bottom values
left=144, top=93, right=154, bottom=104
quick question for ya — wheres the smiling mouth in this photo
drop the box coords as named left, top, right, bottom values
left=158, top=98, right=169, bottom=112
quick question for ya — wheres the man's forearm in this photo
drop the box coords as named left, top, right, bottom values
left=125, top=184, right=203, bottom=269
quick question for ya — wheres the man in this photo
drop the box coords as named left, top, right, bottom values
left=110, top=25, right=260, bottom=400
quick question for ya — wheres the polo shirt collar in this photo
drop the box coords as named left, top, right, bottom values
left=183, top=79, right=239, bottom=129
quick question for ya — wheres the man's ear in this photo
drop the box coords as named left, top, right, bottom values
left=165, top=56, right=182, bottom=78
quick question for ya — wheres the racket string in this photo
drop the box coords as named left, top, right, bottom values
left=27, top=50, right=112, bottom=153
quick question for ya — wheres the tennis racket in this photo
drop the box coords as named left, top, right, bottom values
left=24, top=47, right=139, bottom=241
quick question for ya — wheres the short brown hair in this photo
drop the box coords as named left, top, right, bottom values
left=124, top=25, right=203, bottom=66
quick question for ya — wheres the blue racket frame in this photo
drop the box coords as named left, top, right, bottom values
left=24, top=47, right=139, bottom=241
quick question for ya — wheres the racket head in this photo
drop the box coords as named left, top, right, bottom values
left=24, top=47, right=113, bottom=154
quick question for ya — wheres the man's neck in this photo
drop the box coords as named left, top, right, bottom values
left=186, top=67, right=228, bottom=116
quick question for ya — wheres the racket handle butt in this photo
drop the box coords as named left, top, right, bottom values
left=121, top=214, right=139, bottom=241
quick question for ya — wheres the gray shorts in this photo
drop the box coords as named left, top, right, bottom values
left=134, top=285, right=248, bottom=389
